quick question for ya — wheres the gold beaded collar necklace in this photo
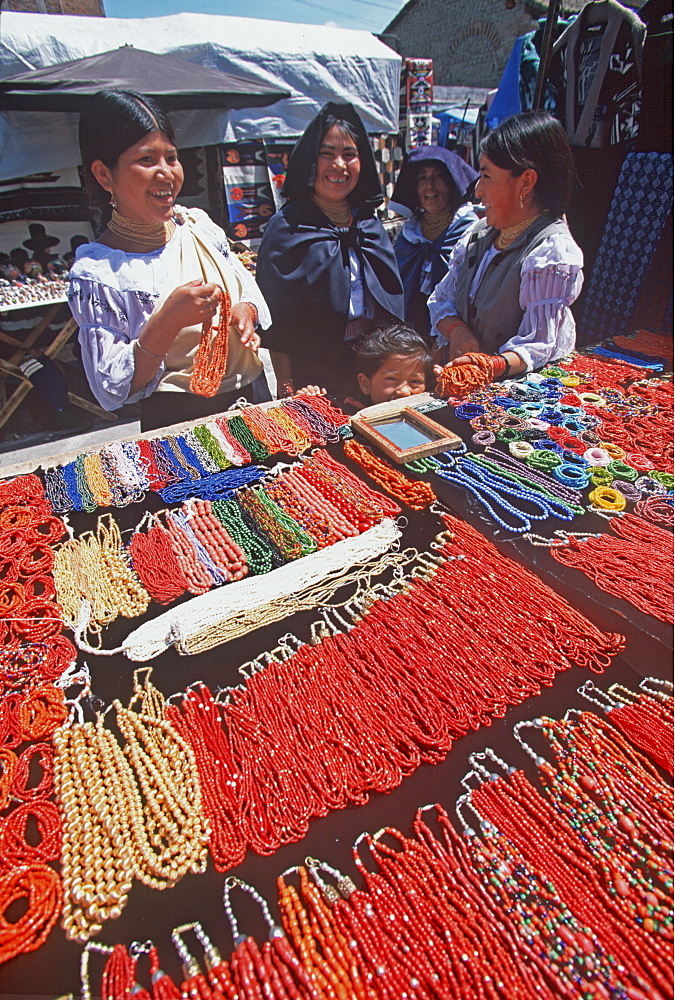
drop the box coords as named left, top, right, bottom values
left=312, top=193, right=352, bottom=227
left=494, top=213, right=544, bottom=251
left=420, top=207, right=454, bottom=242
left=108, top=208, right=176, bottom=247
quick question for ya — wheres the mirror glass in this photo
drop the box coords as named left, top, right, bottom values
left=371, top=415, right=438, bottom=450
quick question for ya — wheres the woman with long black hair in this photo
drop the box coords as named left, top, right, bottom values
left=256, top=102, right=404, bottom=399
left=68, top=89, right=271, bottom=431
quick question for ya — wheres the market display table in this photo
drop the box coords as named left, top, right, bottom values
left=0, top=369, right=671, bottom=999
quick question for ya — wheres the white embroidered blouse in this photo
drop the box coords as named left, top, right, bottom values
left=427, top=223, right=584, bottom=371
left=67, top=208, right=271, bottom=411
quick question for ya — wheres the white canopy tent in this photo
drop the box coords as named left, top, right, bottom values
left=0, top=10, right=401, bottom=181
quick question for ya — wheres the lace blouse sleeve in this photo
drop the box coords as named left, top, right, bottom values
left=67, top=274, right=163, bottom=411
left=502, top=232, right=584, bottom=372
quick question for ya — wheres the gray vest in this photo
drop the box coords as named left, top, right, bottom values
left=454, top=216, right=570, bottom=354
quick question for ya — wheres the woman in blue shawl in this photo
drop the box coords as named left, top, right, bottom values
left=257, top=102, right=404, bottom=398
left=392, top=146, right=478, bottom=335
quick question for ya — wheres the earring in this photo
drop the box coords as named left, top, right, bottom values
left=109, top=191, right=116, bottom=209
left=519, top=194, right=524, bottom=210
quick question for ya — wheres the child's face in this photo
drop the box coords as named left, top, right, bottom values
left=358, top=354, right=427, bottom=405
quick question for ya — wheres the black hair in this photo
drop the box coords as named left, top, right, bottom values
left=355, top=322, right=434, bottom=380
left=79, top=89, right=177, bottom=225
left=282, top=101, right=383, bottom=209
left=481, top=111, right=576, bottom=218
left=320, top=115, right=358, bottom=144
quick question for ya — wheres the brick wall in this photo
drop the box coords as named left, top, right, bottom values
left=2, top=0, right=105, bottom=14
left=384, top=0, right=540, bottom=88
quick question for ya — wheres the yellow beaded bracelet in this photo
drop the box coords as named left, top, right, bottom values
left=588, top=486, right=626, bottom=511
left=578, top=391, right=607, bottom=406
left=599, top=441, right=626, bottom=460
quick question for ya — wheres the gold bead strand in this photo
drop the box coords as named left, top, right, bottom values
left=96, top=514, right=151, bottom=619
left=53, top=720, right=134, bottom=942
left=113, top=672, right=209, bottom=888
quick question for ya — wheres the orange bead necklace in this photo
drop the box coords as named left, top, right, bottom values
left=435, top=352, right=503, bottom=400
left=190, top=287, right=232, bottom=397
left=343, top=438, right=436, bottom=510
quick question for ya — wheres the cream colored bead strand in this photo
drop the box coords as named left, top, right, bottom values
left=54, top=720, right=134, bottom=943
left=118, top=517, right=402, bottom=660
left=53, top=514, right=150, bottom=641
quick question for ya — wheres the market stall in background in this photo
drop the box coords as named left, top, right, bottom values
left=0, top=10, right=402, bottom=451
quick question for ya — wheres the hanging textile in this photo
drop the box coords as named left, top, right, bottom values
left=546, top=0, right=646, bottom=148
left=576, top=150, right=674, bottom=343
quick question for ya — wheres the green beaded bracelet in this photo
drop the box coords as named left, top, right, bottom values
left=607, top=459, right=638, bottom=482
left=649, top=470, right=674, bottom=490
left=526, top=450, right=562, bottom=471
left=589, top=467, right=614, bottom=487
left=495, top=426, right=521, bottom=442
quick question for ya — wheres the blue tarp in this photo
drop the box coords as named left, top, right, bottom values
left=436, top=105, right=480, bottom=148
left=486, top=35, right=525, bottom=130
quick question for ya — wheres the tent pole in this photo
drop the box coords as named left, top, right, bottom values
left=532, top=0, right=562, bottom=110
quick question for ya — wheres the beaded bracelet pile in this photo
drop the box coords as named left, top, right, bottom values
left=443, top=350, right=673, bottom=531
left=0, top=474, right=80, bottom=967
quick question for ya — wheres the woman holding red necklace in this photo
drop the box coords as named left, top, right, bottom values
left=68, top=89, right=271, bottom=431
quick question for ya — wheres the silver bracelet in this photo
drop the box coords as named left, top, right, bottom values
left=134, top=338, right=166, bottom=361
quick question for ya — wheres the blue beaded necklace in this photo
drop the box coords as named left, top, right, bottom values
left=157, top=465, right=265, bottom=503
left=432, top=453, right=576, bottom=533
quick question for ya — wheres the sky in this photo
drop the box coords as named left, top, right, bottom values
left=102, top=0, right=405, bottom=34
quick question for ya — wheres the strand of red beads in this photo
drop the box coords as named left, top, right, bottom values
left=550, top=512, right=674, bottom=624
left=190, top=287, right=231, bottom=397
left=606, top=691, right=674, bottom=776
left=128, top=520, right=192, bottom=604
left=472, top=767, right=672, bottom=998
left=342, top=439, right=436, bottom=510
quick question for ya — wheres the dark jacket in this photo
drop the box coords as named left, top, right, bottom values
left=257, top=102, right=404, bottom=368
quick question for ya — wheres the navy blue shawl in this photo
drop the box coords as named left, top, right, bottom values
left=257, top=198, right=404, bottom=360
left=394, top=209, right=478, bottom=333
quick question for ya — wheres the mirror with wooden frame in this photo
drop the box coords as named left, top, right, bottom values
left=350, top=406, right=462, bottom=464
